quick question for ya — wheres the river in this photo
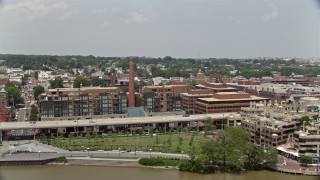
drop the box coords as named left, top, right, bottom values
left=0, top=166, right=316, bottom=180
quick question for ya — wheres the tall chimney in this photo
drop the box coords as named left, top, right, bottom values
left=128, top=59, right=135, bottom=107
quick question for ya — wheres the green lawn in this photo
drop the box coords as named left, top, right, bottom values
left=43, top=132, right=205, bottom=154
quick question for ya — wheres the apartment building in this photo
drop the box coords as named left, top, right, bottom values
left=142, top=85, right=188, bottom=112
left=39, top=87, right=127, bottom=120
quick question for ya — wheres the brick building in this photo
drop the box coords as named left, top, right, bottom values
left=194, top=92, right=269, bottom=114
left=196, top=82, right=238, bottom=93
left=0, top=87, right=9, bottom=122
left=142, top=85, right=188, bottom=112
left=39, top=87, right=127, bottom=120
left=181, top=89, right=213, bottom=114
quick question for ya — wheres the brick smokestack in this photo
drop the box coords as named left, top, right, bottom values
left=128, top=59, right=135, bottom=107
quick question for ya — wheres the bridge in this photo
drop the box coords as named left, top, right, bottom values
left=0, top=113, right=238, bottom=131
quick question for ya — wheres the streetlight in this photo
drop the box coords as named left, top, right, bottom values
left=87, top=148, right=90, bottom=157
left=149, top=149, right=152, bottom=157
left=38, top=151, right=41, bottom=160
left=118, top=148, right=121, bottom=156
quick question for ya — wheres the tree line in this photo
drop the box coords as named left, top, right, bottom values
left=179, top=126, right=277, bottom=173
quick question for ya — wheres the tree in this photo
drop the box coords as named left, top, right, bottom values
left=49, top=76, right=64, bottom=89
left=73, top=76, right=90, bottom=88
left=299, top=116, right=310, bottom=125
left=33, top=85, right=45, bottom=100
left=5, top=84, right=24, bottom=105
left=178, top=136, right=183, bottom=146
left=140, top=80, right=147, bottom=86
left=204, top=117, right=216, bottom=135
left=244, top=144, right=263, bottom=170
left=189, top=79, right=197, bottom=89
left=167, top=136, right=172, bottom=146
left=262, top=147, right=277, bottom=167
left=90, top=77, right=108, bottom=87
left=10, top=109, right=16, bottom=120
left=29, top=104, right=38, bottom=121
left=215, top=126, right=250, bottom=171
left=34, top=71, right=39, bottom=80
left=21, top=74, right=30, bottom=86
left=300, top=155, right=312, bottom=166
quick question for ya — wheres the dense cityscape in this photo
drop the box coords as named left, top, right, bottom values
left=1, top=0, right=320, bottom=179
left=0, top=55, right=319, bottom=176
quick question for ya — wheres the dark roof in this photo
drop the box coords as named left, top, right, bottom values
left=127, top=107, right=145, bottom=118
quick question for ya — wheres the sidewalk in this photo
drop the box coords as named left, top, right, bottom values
left=0, top=141, right=10, bottom=157
left=276, top=156, right=320, bottom=175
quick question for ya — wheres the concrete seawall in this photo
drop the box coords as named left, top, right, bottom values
left=67, top=157, right=142, bottom=167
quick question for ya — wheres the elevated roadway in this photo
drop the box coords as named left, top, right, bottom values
left=0, top=113, right=238, bottom=131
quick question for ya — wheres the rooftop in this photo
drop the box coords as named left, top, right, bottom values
left=197, top=95, right=268, bottom=102
left=47, top=87, right=118, bottom=91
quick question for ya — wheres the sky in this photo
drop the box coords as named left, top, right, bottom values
left=0, top=0, right=319, bottom=59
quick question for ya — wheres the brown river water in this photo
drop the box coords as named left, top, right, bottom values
left=0, top=166, right=317, bottom=180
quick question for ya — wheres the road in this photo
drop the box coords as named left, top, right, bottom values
left=11, top=76, right=34, bottom=136
left=13, top=108, right=27, bottom=136
left=0, top=112, right=238, bottom=131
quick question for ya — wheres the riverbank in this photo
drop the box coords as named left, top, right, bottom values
left=66, top=157, right=179, bottom=170
left=67, top=157, right=143, bottom=167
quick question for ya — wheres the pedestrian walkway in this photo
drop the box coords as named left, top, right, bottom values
left=33, top=141, right=69, bottom=153
left=0, top=141, right=10, bottom=157
left=273, top=155, right=320, bottom=176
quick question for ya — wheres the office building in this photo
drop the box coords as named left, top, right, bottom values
left=194, top=92, right=269, bottom=114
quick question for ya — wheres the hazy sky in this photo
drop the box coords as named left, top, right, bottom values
left=0, top=0, right=319, bottom=58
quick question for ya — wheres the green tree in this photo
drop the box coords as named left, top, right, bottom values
left=300, top=155, right=312, bottom=166
left=73, top=76, right=91, bottom=88
left=262, top=147, right=278, bottom=167
left=21, top=74, right=30, bottom=86
left=244, top=144, right=263, bottom=170
left=5, top=84, right=24, bottom=105
left=215, top=127, right=250, bottom=171
left=29, top=104, right=38, bottom=121
left=49, top=76, right=64, bottom=89
left=135, top=96, right=143, bottom=107
left=90, top=77, right=108, bottom=87
left=167, top=136, right=172, bottom=146
left=299, top=116, right=310, bottom=125
left=178, top=136, right=183, bottom=146
left=204, top=117, right=216, bottom=135
left=10, top=109, right=16, bottom=120
left=189, top=79, right=197, bottom=89
left=33, top=85, right=45, bottom=100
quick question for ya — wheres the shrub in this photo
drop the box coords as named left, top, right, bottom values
left=138, top=157, right=180, bottom=167
left=55, top=156, right=68, bottom=163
